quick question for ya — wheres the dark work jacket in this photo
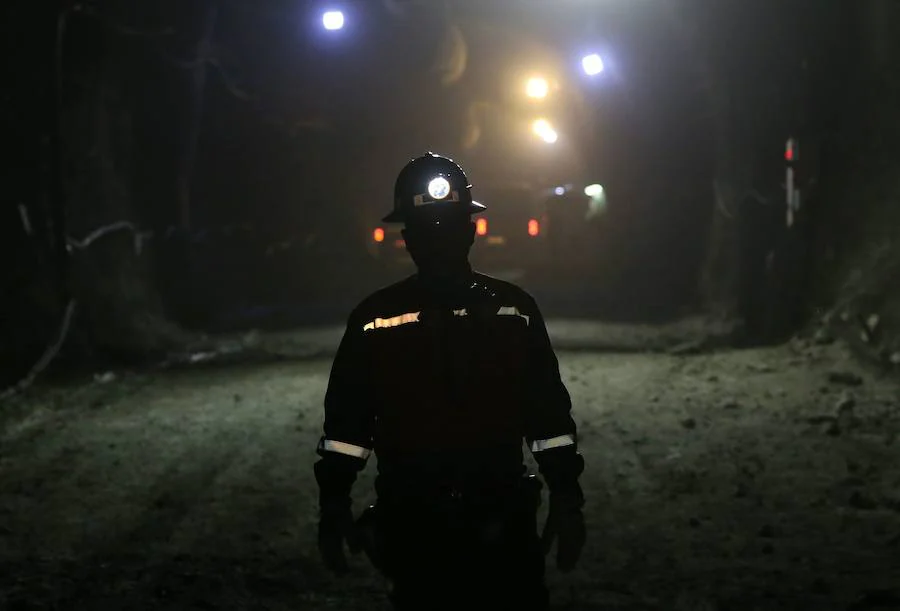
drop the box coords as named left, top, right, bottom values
left=314, top=271, right=583, bottom=504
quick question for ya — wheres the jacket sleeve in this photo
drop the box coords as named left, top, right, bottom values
left=314, top=306, right=376, bottom=504
left=522, top=297, right=585, bottom=500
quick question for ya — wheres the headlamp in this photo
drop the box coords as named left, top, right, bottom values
left=427, top=177, right=451, bottom=200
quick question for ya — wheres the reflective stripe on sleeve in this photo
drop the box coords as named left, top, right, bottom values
left=497, top=306, right=530, bottom=325
left=318, top=438, right=372, bottom=459
left=530, top=434, right=575, bottom=452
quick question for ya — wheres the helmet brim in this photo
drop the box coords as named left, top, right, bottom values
left=381, top=201, right=487, bottom=224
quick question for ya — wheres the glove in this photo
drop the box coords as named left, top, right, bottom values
left=540, top=493, right=586, bottom=573
left=314, top=455, right=365, bottom=574
left=317, top=498, right=362, bottom=575
left=354, top=504, right=389, bottom=576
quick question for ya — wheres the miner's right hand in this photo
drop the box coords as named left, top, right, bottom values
left=541, top=490, right=586, bottom=573
left=318, top=499, right=357, bottom=575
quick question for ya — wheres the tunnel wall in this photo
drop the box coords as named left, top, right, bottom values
left=696, top=0, right=900, bottom=364
left=803, top=0, right=900, bottom=366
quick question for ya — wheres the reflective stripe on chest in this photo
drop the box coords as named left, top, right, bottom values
left=362, top=306, right=529, bottom=332
left=362, top=311, right=421, bottom=331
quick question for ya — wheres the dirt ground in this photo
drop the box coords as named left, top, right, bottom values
left=1, top=335, right=900, bottom=610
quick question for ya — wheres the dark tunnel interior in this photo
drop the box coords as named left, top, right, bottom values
left=2, top=1, right=900, bottom=610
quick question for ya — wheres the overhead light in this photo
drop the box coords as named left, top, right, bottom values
left=582, top=53, right=604, bottom=76
left=532, top=119, right=558, bottom=144
left=525, top=77, right=549, bottom=99
left=322, top=10, right=344, bottom=31
left=540, top=129, right=558, bottom=144
left=584, top=183, right=604, bottom=197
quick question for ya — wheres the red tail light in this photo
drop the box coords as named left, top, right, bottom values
left=373, top=227, right=385, bottom=242
left=476, top=218, right=488, bottom=236
left=527, top=219, right=540, bottom=236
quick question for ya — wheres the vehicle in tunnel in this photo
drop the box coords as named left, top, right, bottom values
left=365, top=223, right=412, bottom=267
left=537, top=183, right=607, bottom=271
left=366, top=182, right=551, bottom=277
left=468, top=182, right=549, bottom=274
left=364, top=181, right=610, bottom=281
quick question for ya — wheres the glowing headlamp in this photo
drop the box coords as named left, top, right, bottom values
left=427, top=177, right=451, bottom=200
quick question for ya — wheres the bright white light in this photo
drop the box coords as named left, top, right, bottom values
left=525, top=77, right=549, bottom=99
left=582, top=53, right=604, bottom=76
left=322, top=10, right=344, bottom=30
left=584, top=183, right=604, bottom=197
left=554, top=186, right=566, bottom=196
left=428, top=177, right=451, bottom=199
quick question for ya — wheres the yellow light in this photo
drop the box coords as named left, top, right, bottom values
left=476, top=218, right=488, bottom=236
left=525, top=77, right=549, bottom=99
left=532, top=119, right=558, bottom=144
left=373, top=227, right=385, bottom=242
left=528, top=218, right=540, bottom=236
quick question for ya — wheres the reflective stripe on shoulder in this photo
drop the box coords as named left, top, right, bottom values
left=318, top=438, right=372, bottom=459
left=530, top=434, right=575, bottom=452
left=497, top=305, right=530, bottom=325
left=362, top=311, right=421, bottom=332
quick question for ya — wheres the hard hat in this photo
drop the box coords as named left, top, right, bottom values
left=383, top=152, right=487, bottom=223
